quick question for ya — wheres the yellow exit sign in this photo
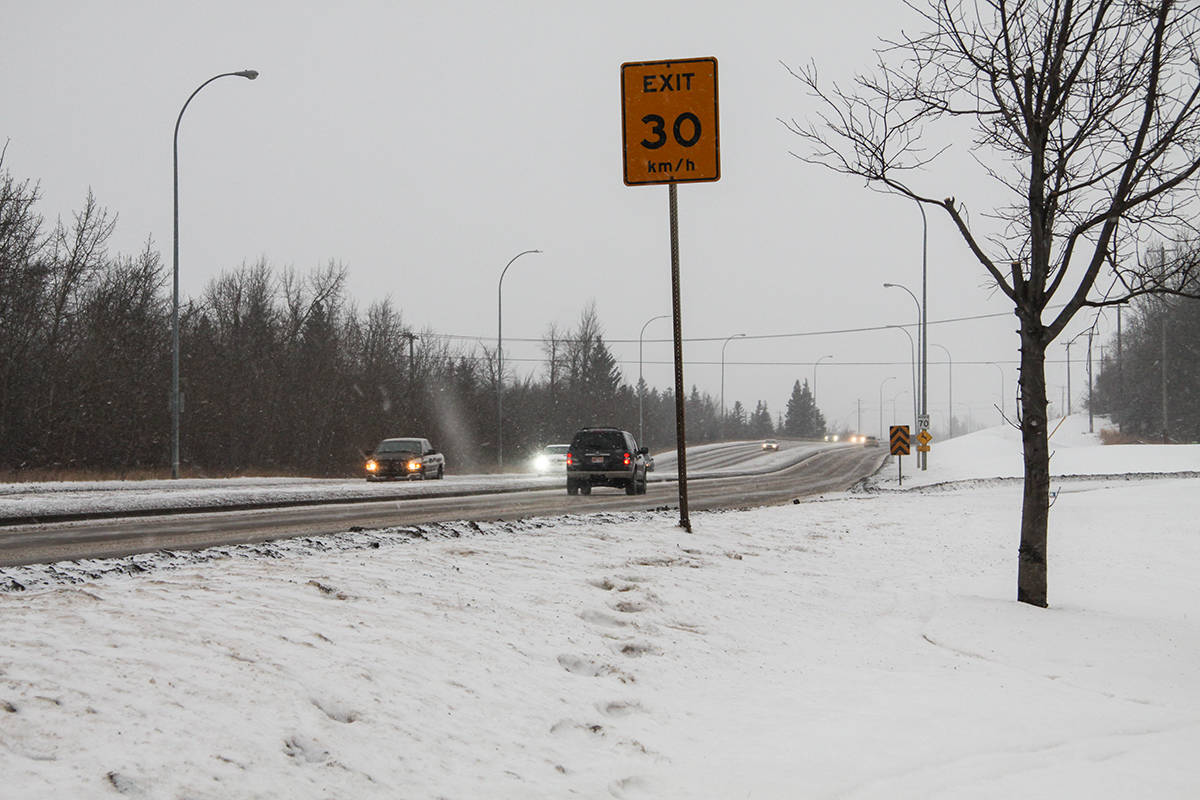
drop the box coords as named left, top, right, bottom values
left=621, top=57, right=720, bottom=186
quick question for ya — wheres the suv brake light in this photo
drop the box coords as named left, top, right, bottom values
left=623, top=452, right=631, bottom=466
left=566, top=452, right=574, bottom=466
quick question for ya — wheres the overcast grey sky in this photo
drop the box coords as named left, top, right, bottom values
left=4, top=1, right=1111, bottom=438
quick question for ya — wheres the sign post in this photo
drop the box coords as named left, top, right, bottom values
left=621, top=57, right=720, bottom=533
left=890, top=425, right=910, bottom=486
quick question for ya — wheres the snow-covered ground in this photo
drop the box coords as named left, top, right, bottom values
left=1, top=416, right=1197, bottom=798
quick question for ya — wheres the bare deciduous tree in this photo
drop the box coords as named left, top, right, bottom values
left=784, top=0, right=1200, bottom=606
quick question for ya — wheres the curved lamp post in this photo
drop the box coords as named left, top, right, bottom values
left=878, top=376, right=895, bottom=439
left=891, top=389, right=910, bottom=423
left=988, top=361, right=1005, bottom=421
left=172, top=69, right=259, bottom=479
left=1063, top=329, right=1090, bottom=418
left=813, top=354, right=833, bottom=410
left=720, top=333, right=746, bottom=438
left=887, top=324, right=918, bottom=434
left=916, top=201, right=928, bottom=470
left=930, top=343, right=952, bottom=439
left=886, top=197, right=929, bottom=465
left=496, top=249, right=541, bottom=469
left=639, top=314, right=670, bottom=447
left=884, top=280, right=925, bottom=468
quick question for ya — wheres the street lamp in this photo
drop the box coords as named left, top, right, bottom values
left=496, top=249, right=542, bottom=469
left=917, top=201, right=928, bottom=472
left=1063, top=330, right=1090, bottom=418
left=172, top=69, right=259, bottom=480
left=891, top=389, right=910, bottom=424
left=639, top=314, right=670, bottom=447
left=884, top=280, right=925, bottom=468
left=720, top=333, right=746, bottom=438
left=930, top=343, right=952, bottom=438
left=813, top=354, right=833, bottom=409
left=878, top=376, right=895, bottom=439
left=988, top=362, right=1005, bottom=421
left=887, top=324, right=918, bottom=433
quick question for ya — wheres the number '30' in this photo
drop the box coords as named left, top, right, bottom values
left=639, top=113, right=702, bottom=149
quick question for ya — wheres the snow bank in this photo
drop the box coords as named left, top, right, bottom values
left=1, top=418, right=1197, bottom=797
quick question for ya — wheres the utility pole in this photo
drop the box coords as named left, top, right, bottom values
left=1065, top=339, right=1073, bottom=416
left=400, top=331, right=419, bottom=382
left=1162, top=309, right=1169, bottom=444
left=1117, top=305, right=1123, bottom=432
left=1087, top=327, right=1094, bottom=434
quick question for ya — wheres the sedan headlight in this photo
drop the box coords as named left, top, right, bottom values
left=533, top=455, right=550, bottom=472
left=365, top=459, right=379, bottom=473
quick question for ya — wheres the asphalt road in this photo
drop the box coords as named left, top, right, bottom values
left=0, top=443, right=887, bottom=567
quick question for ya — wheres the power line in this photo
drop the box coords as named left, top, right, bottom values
left=467, top=356, right=1066, bottom=367
left=427, top=305, right=1059, bottom=345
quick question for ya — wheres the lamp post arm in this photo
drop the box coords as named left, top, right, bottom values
left=640, top=314, right=671, bottom=385
left=720, top=333, right=746, bottom=435
left=931, top=343, right=952, bottom=438
left=497, top=248, right=543, bottom=382
left=638, top=314, right=670, bottom=447
left=813, top=354, right=832, bottom=410
left=495, top=249, right=541, bottom=468
left=878, top=376, right=895, bottom=439
left=917, top=199, right=928, bottom=469
left=171, top=69, right=258, bottom=480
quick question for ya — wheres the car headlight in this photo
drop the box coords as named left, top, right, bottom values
left=365, top=459, right=379, bottom=473
left=406, top=459, right=422, bottom=472
left=533, top=455, right=549, bottom=472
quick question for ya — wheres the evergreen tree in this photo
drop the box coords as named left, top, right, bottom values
left=728, top=400, right=748, bottom=438
left=782, top=380, right=826, bottom=438
left=748, top=400, right=774, bottom=438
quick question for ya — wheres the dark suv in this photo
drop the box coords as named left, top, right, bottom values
left=566, top=427, right=649, bottom=496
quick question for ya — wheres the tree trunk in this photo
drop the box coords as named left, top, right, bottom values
left=1017, top=323, right=1051, bottom=607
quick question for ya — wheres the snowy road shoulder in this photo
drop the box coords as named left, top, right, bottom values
left=2, top=416, right=1198, bottom=797
left=1, top=473, right=1198, bottom=797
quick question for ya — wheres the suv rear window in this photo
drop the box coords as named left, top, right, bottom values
left=571, top=431, right=626, bottom=450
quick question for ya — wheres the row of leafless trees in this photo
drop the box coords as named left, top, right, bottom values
left=1, top=156, right=794, bottom=477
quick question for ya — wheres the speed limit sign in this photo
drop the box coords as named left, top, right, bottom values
left=621, top=57, right=720, bottom=186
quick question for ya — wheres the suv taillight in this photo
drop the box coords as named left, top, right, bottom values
left=566, top=452, right=574, bottom=466
left=623, top=452, right=631, bottom=466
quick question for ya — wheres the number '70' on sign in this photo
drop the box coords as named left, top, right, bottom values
left=621, top=57, right=720, bottom=186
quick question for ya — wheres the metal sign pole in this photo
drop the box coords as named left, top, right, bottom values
left=620, top=56, right=717, bottom=533
left=669, top=182, right=691, bottom=532
left=890, top=424, right=909, bottom=487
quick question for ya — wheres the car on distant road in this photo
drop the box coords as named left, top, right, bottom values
left=864, top=435, right=879, bottom=447
left=532, top=444, right=570, bottom=473
left=364, top=437, right=445, bottom=481
left=566, top=427, right=648, bottom=496
left=761, top=439, right=780, bottom=451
